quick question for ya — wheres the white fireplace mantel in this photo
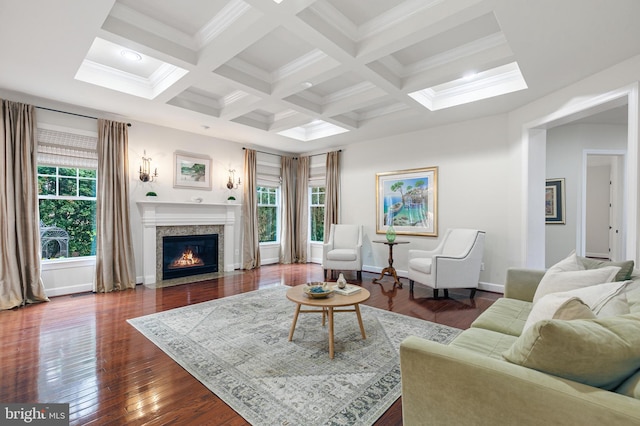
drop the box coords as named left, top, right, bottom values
left=136, top=200, right=239, bottom=284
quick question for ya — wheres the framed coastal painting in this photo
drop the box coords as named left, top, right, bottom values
left=545, top=178, right=565, bottom=224
left=376, top=166, right=438, bottom=237
left=173, top=151, right=212, bottom=190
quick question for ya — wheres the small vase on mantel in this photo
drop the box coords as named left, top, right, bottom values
left=386, top=224, right=396, bottom=243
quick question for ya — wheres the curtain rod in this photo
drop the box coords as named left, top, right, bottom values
left=36, top=106, right=131, bottom=127
left=242, top=147, right=342, bottom=159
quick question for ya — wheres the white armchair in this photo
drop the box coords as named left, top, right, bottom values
left=322, top=224, right=363, bottom=281
left=408, top=228, right=485, bottom=298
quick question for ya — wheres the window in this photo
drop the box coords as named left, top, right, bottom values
left=257, top=186, right=279, bottom=243
left=310, top=186, right=325, bottom=242
left=38, top=166, right=97, bottom=259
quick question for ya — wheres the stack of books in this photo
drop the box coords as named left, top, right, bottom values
left=333, top=284, right=362, bottom=296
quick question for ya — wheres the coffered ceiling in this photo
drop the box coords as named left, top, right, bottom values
left=1, top=0, right=639, bottom=153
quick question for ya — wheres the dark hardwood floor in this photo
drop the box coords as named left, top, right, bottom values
left=0, top=264, right=500, bottom=425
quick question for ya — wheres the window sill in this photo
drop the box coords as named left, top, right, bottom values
left=41, top=256, right=96, bottom=271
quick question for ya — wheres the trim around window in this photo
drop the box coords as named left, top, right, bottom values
left=41, top=256, right=96, bottom=271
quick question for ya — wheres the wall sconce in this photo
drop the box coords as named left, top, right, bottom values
left=139, top=151, right=158, bottom=182
left=226, top=169, right=241, bottom=189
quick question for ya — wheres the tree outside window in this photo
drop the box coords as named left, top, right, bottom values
left=257, top=186, right=279, bottom=243
left=310, top=186, right=325, bottom=242
left=38, top=166, right=97, bottom=259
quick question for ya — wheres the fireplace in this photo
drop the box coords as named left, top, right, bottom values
left=162, top=234, right=218, bottom=280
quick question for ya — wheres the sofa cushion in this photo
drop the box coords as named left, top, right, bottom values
left=503, top=314, right=640, bottom=390
left=326, top=249, right=357, bottom=261
left=615, top=368, right=640, bottom=399
left=450, top=327, right=518, bottom=360
left=523, top=295, right=596, bottom=332
left=580, top=256, right=635, bottom=281
left=408, top=257, right=431, bottom=274
left=470, top=298, right=532, bottom=336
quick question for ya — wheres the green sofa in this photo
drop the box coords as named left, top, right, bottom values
left=400, top=267, right=640, bottom=425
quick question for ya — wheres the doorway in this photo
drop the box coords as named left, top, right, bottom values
left=583, top=152, right=625, bottom=261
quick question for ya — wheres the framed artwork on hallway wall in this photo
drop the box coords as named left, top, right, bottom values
left=545, top=178, right=565, bottom=224
left=376, top=166, right=438, bottom=237
left=173, top=151, right=212, bottom=190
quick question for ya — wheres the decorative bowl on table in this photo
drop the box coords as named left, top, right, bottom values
left=304, top=282, right=334, bottom=298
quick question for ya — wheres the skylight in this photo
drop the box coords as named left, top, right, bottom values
left=277, top=120, right=349, bottom=141
left=408, top=62, right=527, bottom=111
left=75, top=38, right=189, bottom=100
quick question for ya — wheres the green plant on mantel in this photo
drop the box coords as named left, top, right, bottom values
left=146, top=191, right=157, bottom=197
left=227, top=195, right=236, bottom=200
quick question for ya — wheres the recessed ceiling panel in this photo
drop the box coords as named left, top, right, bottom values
left=392, top=13, right=501, bottom=66
left=304, top=72, right=364, bottom=98
left=325, top=0, right=406, bottom=26
left=117, top=0, right=228, bottom=36
left=236, top=27, right=316, bottom=74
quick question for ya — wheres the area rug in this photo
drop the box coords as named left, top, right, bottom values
left=127, top=285, right=461, bottom=425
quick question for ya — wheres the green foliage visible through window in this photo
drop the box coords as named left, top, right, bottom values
left=257, top=186, right=278, bottom=243
left=310, top=186, right=325, bottom=242
left=38, top=166, right=97, bottom=259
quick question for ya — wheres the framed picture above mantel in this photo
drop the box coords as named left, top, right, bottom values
left=173, top=151, right=212, bottom=190
left=376, top=166, right=438, bottom=237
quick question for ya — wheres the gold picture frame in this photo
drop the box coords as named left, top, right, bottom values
left=376, top=166, right=438, bottom=237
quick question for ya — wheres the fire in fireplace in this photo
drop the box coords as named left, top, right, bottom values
left=162, top=234, right=218, bottom=280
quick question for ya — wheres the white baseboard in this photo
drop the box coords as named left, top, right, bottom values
left=479, top=281, right=504, bottom=294
left=45, top=282, right=94, bottom=297
left=363, top=264, right=503, bottom=293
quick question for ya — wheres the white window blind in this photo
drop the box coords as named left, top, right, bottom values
left=309, top=153, right=327, bottom=186
left=256, top=151, right=281, bottom=187
left=37, top=125, right=98, bottom=169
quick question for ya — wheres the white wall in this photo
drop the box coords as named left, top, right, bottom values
left=340, top=114, right=509, bottom=291
left=507, top=54, right=640, bottom=270
left=545, top=124, right=627, bottom=266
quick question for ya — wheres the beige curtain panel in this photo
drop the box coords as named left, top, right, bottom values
left=242, top=148, right=260, bottom=269
left=0, top=99, right=49, bottom=310
left=294, top=156, right=309, bottom=263
left=323, top=151, right=340, bottom=242
left=94, top=119, right=136, bottom=292
left=280, top=156, right=296, bottom=264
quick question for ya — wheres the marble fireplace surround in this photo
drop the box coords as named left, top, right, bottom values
left=137, top=200, right=238, bottom=285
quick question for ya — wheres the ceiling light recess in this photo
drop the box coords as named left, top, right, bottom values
left=121, top=50, right=142, bottom=61
left=409, top=62, right=527, bottom=111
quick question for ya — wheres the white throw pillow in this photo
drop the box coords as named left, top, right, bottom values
left=533, top=265, right=620, bottom=303
left=523, top=295, right=596, bottom=332
left=597, top=281, right=640, bottom=318
left=531, top=280, right=631, bottom=320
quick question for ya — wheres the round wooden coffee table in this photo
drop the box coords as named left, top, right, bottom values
left=286, top=284, right=371, bottom=359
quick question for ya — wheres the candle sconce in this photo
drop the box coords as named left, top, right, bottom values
left=139, top=151, right=158, bottom=182
left=226, top=169, right=241, bottom=190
